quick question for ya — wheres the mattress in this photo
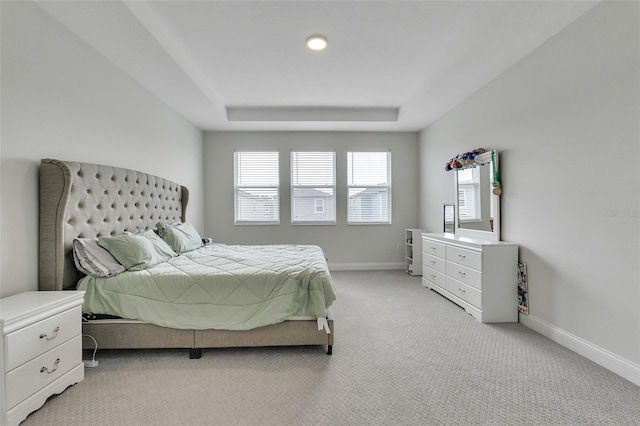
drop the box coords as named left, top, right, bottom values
left=77, top=244, right=336, bottom=331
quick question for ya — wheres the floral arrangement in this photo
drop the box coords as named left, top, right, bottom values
left=445, top=148, right=502, bottom=195
left=445, top=147, right=486, bottom=171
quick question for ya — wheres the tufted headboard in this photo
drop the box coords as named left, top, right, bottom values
left=39, top=159, right=189, bottom=291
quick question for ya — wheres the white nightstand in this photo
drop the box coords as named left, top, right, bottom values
left=1, top=291, right=85, bottom=426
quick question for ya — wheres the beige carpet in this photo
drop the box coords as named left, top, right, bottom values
left=22, top=270, right=640, bottom=425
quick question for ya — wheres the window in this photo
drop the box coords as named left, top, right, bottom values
left=457, top=167, right=480, bottom=222
left=234, top=151, right=279, bottom=224
left=347, top=151, right=391, bottom=224
left=291, top=151, right=336, bottom=224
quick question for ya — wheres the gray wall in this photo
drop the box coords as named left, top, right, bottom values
left=419, top=1, right=639, bottom=373
left=0, top=2, right=204, bottom=297
left=204, top=131, right=420, bottom=269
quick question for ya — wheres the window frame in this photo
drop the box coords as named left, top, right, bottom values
left=233, top=150, right=280, bottom=225
left=347, top=150, right=392, bottom=225
left=290, top=150, right=337, bottom=225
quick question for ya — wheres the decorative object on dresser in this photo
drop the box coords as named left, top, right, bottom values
left=405, top=229, right=424, bottom=276
left=0, top=291, right=85, bottom=426
left=422, top=233, right=518, bottom=322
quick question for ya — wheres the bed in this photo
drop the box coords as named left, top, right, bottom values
left=38, top=159, right=335, bottom=358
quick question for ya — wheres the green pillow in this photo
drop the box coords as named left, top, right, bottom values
left=98, top=230, right=176, bottom=271
left=139, top=229, right=177, bottom=259
left=157, top=221, right=203, bottom=254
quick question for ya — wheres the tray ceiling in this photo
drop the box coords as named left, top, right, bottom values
left=36, top=1, right=597, bottom=131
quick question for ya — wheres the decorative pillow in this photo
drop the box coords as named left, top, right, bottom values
left=98, top=231, right=177, bottom=271
left=72, top=238, right=126, bottom=277
left=157, top=221, right=203, bottom=254
left=138, top=229, right=178, bottom=259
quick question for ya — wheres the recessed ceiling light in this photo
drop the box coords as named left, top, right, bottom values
left=306, top=35, right=327, bottom=51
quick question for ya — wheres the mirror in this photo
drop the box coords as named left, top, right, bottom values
left=443, top=204, right=455, bottom=234
left=454, top=150, right=500, bottom=241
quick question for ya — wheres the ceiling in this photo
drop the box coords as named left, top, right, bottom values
left=36, top=1, right=597, bottom=132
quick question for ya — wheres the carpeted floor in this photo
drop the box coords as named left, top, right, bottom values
left=22, top=270, right=640, bottom=425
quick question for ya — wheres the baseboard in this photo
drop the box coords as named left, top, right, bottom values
left=519, top=313, right=640, bottom=386
left=327, top=262, right=405, bottom=271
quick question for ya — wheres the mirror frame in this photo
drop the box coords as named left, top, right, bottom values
left=453, top=150, right=500, bottom=242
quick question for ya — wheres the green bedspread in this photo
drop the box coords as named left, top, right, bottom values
left=77, top=244, right=336, bottom=330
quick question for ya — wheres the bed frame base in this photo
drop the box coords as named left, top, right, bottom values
left=190, top=346, right=331, bottom=358
left=82, top=319, right=334, bottom=358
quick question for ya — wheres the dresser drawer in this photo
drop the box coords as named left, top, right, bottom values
left=422, top=267, right=446, bottom=288
left=446, top=278, right=481, bottom=309
left=446, top=261, right=482, bottom=290
left=5, top=335, right=82, bottom=410
left=423, top=253, right=446, bottom=273
left=423, top=239, right=446, bottom=258
left=5, top=306, right=82, bottom=372
left=446, top=246, right=482, bottom=270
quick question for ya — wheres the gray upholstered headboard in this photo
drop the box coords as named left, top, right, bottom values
left=39, top=159, right=189, bottom=291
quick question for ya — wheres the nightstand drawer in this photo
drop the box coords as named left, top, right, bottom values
left=5, top=306, right=82, bottom=372
left=423, top=253, right=446, bottom=273
left=5, top=335, right=82, bottom=410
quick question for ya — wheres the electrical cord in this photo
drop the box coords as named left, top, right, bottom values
left=82, top=334, right=99, bottom=367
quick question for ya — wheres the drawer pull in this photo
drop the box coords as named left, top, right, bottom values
left=458, top=287, right=466, bottom=295
left=430, top=246, right=437, bottom=251
left=40, top=358, right=60, bottom=374
left=458, top=254, right=466, bottom=260
left=430, top=260, right=436, bottom=265
left=39, top=326, right=60, bottom=341
left=430, top=274, right=436, bottom=279
left=458, top=271, right=466, bottom=278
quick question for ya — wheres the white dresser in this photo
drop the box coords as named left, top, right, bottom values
left=422, top=233, right=518, bottom=323
left=1, top=291, right=85, bottom=426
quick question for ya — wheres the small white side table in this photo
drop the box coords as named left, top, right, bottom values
left=1, top=291, right=85, bottom=426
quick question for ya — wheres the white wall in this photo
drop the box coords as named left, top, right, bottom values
left=419, top=1, right=639, bottom=382
left=0, top=2, right=204, bottom=297
left=204, top=131, right=419, bottom=269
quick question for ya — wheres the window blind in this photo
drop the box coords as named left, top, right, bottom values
left=347, top=151, right=391, bottom=224
left=291, top=151, right=336, bottom=224
left=234, top=151, right=279, bottom=224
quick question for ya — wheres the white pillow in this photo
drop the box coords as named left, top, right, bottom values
left=72, top=238, right=126, bottom=277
